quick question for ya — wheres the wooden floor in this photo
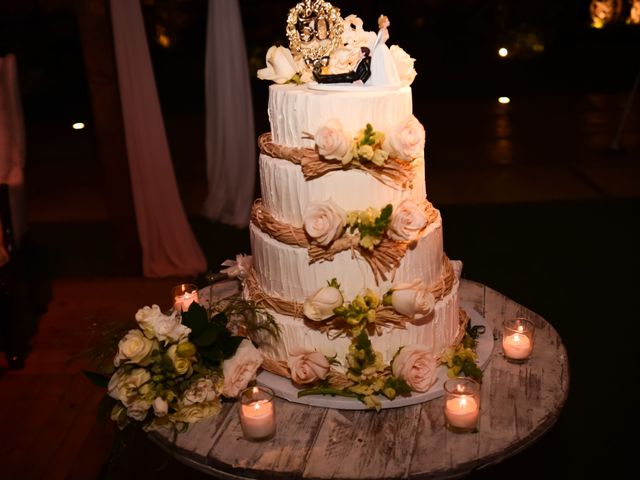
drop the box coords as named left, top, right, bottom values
left=0, top=277, right=179, bottom=479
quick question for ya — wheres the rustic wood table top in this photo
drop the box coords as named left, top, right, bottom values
left=150, top=279, right=569, bottom=479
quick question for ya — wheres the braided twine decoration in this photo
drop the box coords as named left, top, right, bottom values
left=243, top=251, right=457, bottom=338
left=258, top=133, right=416, bottom=189
left=251, top=199, right=439, bottom=283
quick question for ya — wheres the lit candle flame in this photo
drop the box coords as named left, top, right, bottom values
left=252, top=386, right=259, bottom=394
left=460, top=397, right=467, bottom=408
left=253, top=402, right=261, bottom=412
left=517, top=325, right=523, bottom=333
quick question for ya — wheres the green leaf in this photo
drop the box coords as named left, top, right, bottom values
left=181, top=303, right=208, bottom=336
left=192, top=323, right=225, bottom=347
left=83, top=370, right=110, bottom=389
left=211, top=311, right=228, bottom=326
left=97, top=394, right=116, bottom=420
left=219, top=335, right=244, bottom=359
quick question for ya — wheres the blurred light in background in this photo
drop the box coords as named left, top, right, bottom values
left=498, top=97, right=510, bottom=104
left=498, top=47, right=508, bottom=57
left=72, top=122, right=85, bottom=130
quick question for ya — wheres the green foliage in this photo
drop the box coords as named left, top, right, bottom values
left=84, top=370, right=110, bottom=388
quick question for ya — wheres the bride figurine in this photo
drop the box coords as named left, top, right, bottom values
left=367, top=15, right=401, bottom=87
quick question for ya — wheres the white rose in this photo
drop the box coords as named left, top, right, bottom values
left=326, top=47, right=363, bottom=74
left=113, top=329, right=155, bottom=367
left=221, top=254, right=253, bottom=279
left=126, top=398, right=151, bottom=421
left=342, top=15, right=376, bottom=48
left=384, top=115, right=425, bottom=162
left=167, top=344, right=193, bottom=376
left=172, top=401, right=221, bottom=424
left=303, top=198, right=346, bottom=246
left=303, top=286, right=343, bottom=321
left=108, top=368, right=151, bottom=407
left=152, top=397, right=169, bottom=417
left=183, top=377, right=219, bottom=406
left=389, top=45, right=417, bottom=86
left=392, top=344, right=438, bottom=392
left=315, top=118, right=352, bottom=161
left=257, top=45, right=297, bottom=84
left=391, top=278, right=435, bottom=321
left=387, top=199, right=427, bottom=242
left=287, top=349, right=330, bottom=385
left=135, top=304, right=190, bottom=343
left=221, top=339, right=263, bottom=398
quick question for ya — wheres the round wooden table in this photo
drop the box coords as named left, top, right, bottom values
left=150, top=279, right=569, bottom=479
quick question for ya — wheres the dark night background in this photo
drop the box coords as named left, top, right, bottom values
left=1, top=0, right=639, bottom=478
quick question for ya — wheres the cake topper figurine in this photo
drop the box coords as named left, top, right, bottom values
left=286, top=1, right=344, bottom=71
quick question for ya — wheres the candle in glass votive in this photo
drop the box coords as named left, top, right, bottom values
left=172, top=283, right=199, bottom=312
left=238, top=386, right=276, bottom=441
left=502, top=318, right=535, bottom=362
left=443, top=377, right=480, bottom=433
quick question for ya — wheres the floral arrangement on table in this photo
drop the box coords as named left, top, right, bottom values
left=85, top=292, right=279, bottom=431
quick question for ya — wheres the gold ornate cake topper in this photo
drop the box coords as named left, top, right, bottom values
left=286, top=0, right=344, bottom=68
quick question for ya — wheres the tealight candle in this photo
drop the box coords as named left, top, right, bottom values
left=502, top=318, right=535, bottom=363
left=172, top=283, right=199, bottom=312
left=238, top=386, right=276, bottom=441
left=443, top=377, right=480, bottom=433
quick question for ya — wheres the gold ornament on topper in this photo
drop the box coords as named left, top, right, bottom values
left=286, top=0, right=344, bottom=69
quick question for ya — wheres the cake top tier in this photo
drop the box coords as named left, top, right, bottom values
left=257, top=1, right=416, bottom=88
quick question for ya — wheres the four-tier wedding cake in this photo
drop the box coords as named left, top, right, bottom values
left=227, top=1, right=468, bottom=406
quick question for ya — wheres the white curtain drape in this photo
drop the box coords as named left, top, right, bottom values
left=0, top=54, right=27, bottom=246
left=110, top=0, right=207, bottom=277
left=202, top=0, right=256, bottom=227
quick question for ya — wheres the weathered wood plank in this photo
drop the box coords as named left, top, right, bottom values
left=304, top=406, right=422, bottom=479
left=206, top=397, right=327, bottom=478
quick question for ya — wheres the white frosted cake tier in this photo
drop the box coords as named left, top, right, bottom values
left=258, top=278, right=461, bottom=368
left=249, top=216, right=444, bottom=302
left=269, top=84, right=413, bottom=148
left=259, top=153, right=427, bottom=227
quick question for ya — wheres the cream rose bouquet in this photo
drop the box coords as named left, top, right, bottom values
left=85, top=294, right=278, bottom=431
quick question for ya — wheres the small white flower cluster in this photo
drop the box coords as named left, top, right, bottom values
left=302, top=197, right=428, bottom=248
left=314, top=115, right=425, bottom=166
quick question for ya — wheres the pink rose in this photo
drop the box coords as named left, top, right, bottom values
left=391, top=278, right=435, bottom=321
left=303, top=199, right=346, bottom=246
left=315, top=118, right=352, bottom=161
left=384, top=115, right=425, bottom=162
left=392, top=344, right=438, bottom=392
left=287, top=349, right=330, bottom=384
left=387, top=199, right=427, bottom=242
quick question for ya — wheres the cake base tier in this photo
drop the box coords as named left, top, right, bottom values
left=257, top=276, right=461, bottom=368
left=256, top=301, right=492, bottom=410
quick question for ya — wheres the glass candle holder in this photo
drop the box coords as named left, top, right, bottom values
left=238, top=386, right=276, bottom=441
left=443, top=377, right=480, bottom=433
left=172, top=283, right=199, bottom=312
left=502, top=317, right=535, bottom=363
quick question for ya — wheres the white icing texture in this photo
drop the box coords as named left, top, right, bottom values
left=250, top=216, right=444, bottom=302
left=268, top=84, right=413, bottom=148
left=259, top=154, right=426, bottom=227
left=258, top=278, right=461, bottom=368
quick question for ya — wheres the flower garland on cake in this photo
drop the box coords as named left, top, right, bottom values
left=259, top=114, right=425, bottom=190
left=251, top=198, right=438, bottom=283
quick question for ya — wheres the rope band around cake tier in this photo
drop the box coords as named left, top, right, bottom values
left=251, top=199, right=440, bottom=283
left=243, top=253, right=457, bottom=335
left=260, top=306, right=471, bottom=380
left=258, top=133, right=416, bottom=189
